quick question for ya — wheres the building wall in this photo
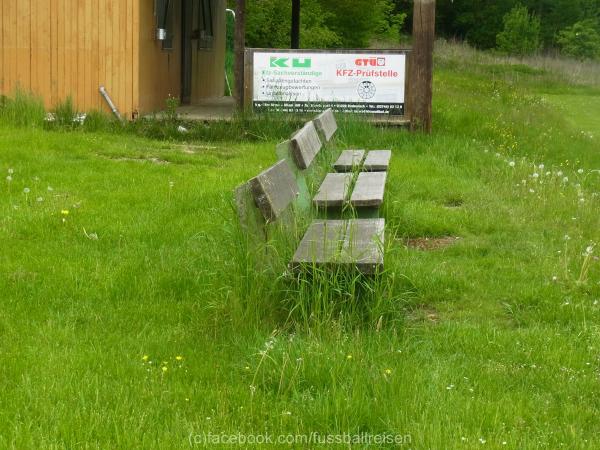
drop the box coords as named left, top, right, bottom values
left=0, top=0, right=227, bottom=117
left=190, top=0, right=226, bottom=102
left=0, top=0, right=139, bottom=118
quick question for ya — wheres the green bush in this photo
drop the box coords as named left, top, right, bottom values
left=243, top=0, right=404, bottom=49
left=557, top=19, right=600, bottom=60
left=496, top=5, right=541, bottom=56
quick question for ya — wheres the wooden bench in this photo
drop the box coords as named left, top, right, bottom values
left=314, top=108, right=392, bottom=173
left=278, top=117, right=388, bottom=212
left=235, top=160, right=385, bottom=274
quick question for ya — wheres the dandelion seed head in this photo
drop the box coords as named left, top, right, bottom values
left=6, top=175, right=12, bottom=182
left=23, top=187, right=30, bottom=194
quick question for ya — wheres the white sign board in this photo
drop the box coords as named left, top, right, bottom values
left=252, top=50, right=406, bottom=115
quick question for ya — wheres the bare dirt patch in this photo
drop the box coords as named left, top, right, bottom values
left=406, top=306, right=440, bottom=324
left=405, top=236, right=461, bottom=251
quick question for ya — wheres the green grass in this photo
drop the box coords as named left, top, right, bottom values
left=1, top=44, right=600, bottom=449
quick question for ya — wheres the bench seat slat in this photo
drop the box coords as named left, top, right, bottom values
left=291, top=218, right=384, bottom=274
left=333, top=150, right=366, bottom=172
left=342, top=219, right=385, bottom=273
left=362, top=150, right=392, bottom=172
left=290, top=220, right=347, bottom=267
left=313, top=173, right=353, bottom=208
left=349, top=172, right=387, bottom=208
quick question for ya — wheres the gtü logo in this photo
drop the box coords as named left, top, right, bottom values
left=355, top=57, right=386, bottom=67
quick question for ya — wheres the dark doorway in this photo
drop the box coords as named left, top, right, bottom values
left=181, top=0, right=193, bottom=104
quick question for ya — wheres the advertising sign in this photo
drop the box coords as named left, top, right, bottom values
left=251, top=50, right=407, bottom=115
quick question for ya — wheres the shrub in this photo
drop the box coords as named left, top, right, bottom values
left=557, top=20, right=600, bottom=60
left=496, top=5, right=541, bottom=56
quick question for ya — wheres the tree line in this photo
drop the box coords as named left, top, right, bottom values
left=232, top=0, right=600, bottom=59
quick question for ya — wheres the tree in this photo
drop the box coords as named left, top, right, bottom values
left=496, top=5, right=541, bottom=55
left=557, top=19, right=600, bottom=59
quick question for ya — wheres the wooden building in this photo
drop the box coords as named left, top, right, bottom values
left=0, top=0, right=227, bottom=119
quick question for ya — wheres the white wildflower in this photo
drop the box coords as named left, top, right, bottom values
left=6, top=175, right=12, bottom=182
left=23, top=187, right=30, bottom=194
left=508, top=161, right=515, bottom=167
left=578, top=169, right=584, bottom=174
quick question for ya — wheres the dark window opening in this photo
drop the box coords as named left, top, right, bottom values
left=196, top=0, right=213, bottom=50
left=156, top=0, right=175, bottom=51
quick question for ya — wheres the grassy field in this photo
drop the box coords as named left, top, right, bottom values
left=1, top=44, right=599, bottom=449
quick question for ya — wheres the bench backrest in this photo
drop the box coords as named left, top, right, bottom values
left=290, top=121, right=323, bottom=170
left=313, top=108, right=338, bottom=142
left=248, top=160, right=299, bottom=222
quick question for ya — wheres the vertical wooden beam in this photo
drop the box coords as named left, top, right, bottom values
left=291, top=0, right=300, bottom=49
left=407, top=0, right=435, bottom=133
left=234, top=0, right=246, bottom=110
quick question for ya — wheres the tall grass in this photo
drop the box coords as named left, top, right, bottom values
left=0, top=90, right=46, bottom=127
left=435, top=38, right=600, bottom=87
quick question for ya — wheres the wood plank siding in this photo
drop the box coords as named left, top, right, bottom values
left=1, top=0, right=227, bottom=118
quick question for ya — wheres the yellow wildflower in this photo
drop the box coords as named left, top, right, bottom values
left=162, top=366, right=168, bottom=372
left=175, top=356, right=183, bottom=361
left=142, top=355, right=149, bottom=362
left=384, top=369, right=392, bottom=375
left=346, top=355, right=352, bottom=360
left=61, top=210, right=69, bottom=216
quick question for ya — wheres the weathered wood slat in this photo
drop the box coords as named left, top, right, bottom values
left=291, top=218, right=385, bottom=274
left=342, top=219, right=385, bottom=274
left=313, top=173, right=353, bottom=209
left=349, top=172, right=387, bottom=208
left=290, top=121, right=322, bottom=170
left=313, top=108, right=338, bottom=142
left=333, top=150, right=366, bottom=172
left=363, top=150, right=392, bottom=172
left=249, top=160, right=299, bottom=222
left=290, top=220, right=346, bottom=268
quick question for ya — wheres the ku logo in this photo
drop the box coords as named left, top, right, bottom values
left=355, top=57, right=386, bottom=67
left=270, top=57, right=312, bottom=68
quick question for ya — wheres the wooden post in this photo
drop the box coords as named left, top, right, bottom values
left=407, top=0, right=435, bottom=133
left=291, top=0, right=300, bottom=49
left=234, top=0, right=246, bottom=110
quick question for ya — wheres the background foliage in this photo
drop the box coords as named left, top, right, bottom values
left=235, top=0, right=406, bottom=49
left=236, top=0, right=600, bottom=59
left=496, top=5, right=541, bottom=56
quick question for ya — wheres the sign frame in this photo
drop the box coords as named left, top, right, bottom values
left=244, top=48, right=412, bottom=118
